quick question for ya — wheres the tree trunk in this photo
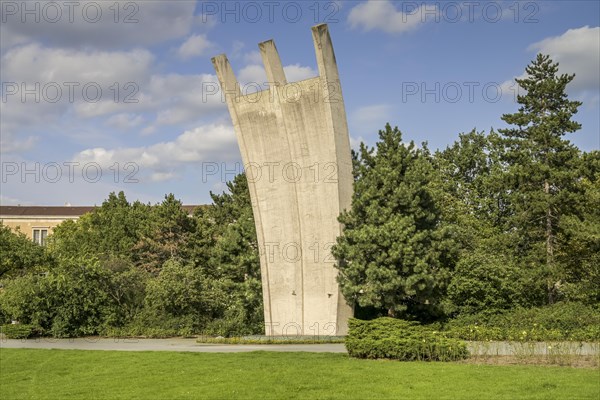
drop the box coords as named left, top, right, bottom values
left=545, top=180, right=555, bottom=304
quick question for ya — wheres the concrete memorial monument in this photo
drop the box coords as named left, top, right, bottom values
left=212, top=24, right=353, bottom=336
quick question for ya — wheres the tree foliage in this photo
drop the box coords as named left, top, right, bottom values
left=0, top=223, right=53, bottom=278
left=198, top=174, right=263, bottom=335
left=333, top=124, right=456, bottom=321
left=133, top=194, right=196, bottom=274
left=49, top=191, right=150, bottom=267
left=495, top=54, right=583, bottom=303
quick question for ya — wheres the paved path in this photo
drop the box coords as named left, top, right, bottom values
left=1, top=338, right=597, bottom=355
left=0, top=338, right=347, bottom=353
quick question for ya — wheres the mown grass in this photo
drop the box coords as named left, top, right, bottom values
left=0, top=349, right=598, bottom=399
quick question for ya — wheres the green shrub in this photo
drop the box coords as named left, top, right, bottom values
left=507, top=303, right=600, bottom=332
left=103, top=311, right=196, bottom=338
left=445, top=303, right=600, bottom=341
left=345, top=318, right=469, bottom=361
left=0, top=223, right=55, bottom=278
left=1, top=324, right=35, bottom=339
left=103, top=325, right=181, bottom=339
left=0, top=264, right=143, bottom=338
left=447, top=252, right=545, bottom=315
left=0, top=274, right=53, bottom=331
left=569, top=325, right=600, bottom=342
left=143, top=260, right=226, bottom=333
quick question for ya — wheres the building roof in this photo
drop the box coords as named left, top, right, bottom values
left=0, top=206, right=95, bottom=217
left=0, top=205, right=203, bottom=217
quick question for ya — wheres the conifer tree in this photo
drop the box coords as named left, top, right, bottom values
left=333, top=124, right=455, bottom=320
left=497, top=54, right=583, bottom=303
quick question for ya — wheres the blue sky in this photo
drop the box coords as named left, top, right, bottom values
left=1, top=1, right=598, bottom=206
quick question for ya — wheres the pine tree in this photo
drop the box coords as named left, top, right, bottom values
left=333, top=124, right=456, bottom=321
left=133, top=194, right=196, bottom=274
left=206, top=174, right=260, bottom=284
left=497, top=54, right=583, bottom=303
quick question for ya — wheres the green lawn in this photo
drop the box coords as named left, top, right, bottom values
left=0, top=349, right=598, bottom=399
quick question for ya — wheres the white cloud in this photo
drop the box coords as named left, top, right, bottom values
left=0, top=2, right=204, bottom=51
left=1, top=42, right=228, bottom=146
left=150, top=172, right=177, bottom=182
left=1, top=34, right=316, bottom=150
left=148, top=73, right=225, bottom=126
left=177, top=34, right=214, bottom=59
left=238, top=64, right=317, bottom=89
left=73, top=71, right=226, bottom=124
left=0, top=44, right=156, bottom=143
left=72, top=124, right=238, bottom=182
left=238, top=65, right=268, bottom=87
left=498, top=75, right=526, bottom=102
left=348, top=0, right=437, bottom=34
left=349, top=136, right=365, bottom=151
left=141, top=126, right=158, bottom=136
left=499, top=26, right=600, bottom=103
left=106, top=113, right=144, bottom=129
left=350, top=104, right=394, bottom=137
left=1, top=43, right=154, bottom=124
left=353, top=104, right=393, bottom=124
left=528, top=26, right=600, bottom=92
left=230, top=40, right=246, bottom=59
left=0, top=131, right=38, bottom=154
left=0, top=30, right=29, bottom=49
left=0, top=194, right=28, bottom=206
left=1, top=44, right=153, bottom=87
left=284, top=64, right=318, bottom=82
left=244, top=51, right=263, bottom=64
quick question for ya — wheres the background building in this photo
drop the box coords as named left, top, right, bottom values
left=0, top=205, right=200, bottom=245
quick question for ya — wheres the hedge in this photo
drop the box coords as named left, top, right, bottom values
left=1, top=324, right=35, bottom=339
left=345, top=318, right=469, bottom=361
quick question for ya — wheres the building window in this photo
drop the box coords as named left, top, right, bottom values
left=33, top=228, right=48, bottom=246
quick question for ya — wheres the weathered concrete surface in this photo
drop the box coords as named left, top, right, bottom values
left=465, top=341, right=600, bottom=356
left=212, top=24, right=353, bottom=336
